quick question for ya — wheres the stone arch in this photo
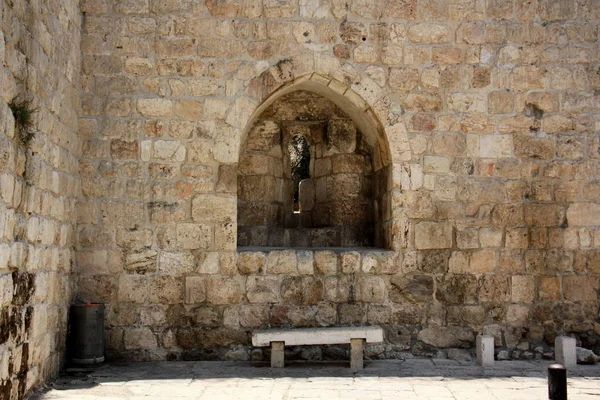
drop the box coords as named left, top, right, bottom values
left=232, top=62, right=408, bottom=249
left=238, top=71, right=392, bottom=170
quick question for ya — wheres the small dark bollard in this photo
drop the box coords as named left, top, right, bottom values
left=69, top=303, right=105, bottom=365
left=548, top=364, right=567, bottom=400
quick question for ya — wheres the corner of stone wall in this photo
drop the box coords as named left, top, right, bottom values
left=0, top=0, right=82, bottom=398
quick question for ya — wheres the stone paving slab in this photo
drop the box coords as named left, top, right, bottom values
left=29, top=359, right=600, bottom=400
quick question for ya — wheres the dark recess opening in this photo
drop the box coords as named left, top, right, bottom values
left=289, top=135, right=310, bottom=210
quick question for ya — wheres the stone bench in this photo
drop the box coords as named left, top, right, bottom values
left=252, top=326, right=384, bottom=371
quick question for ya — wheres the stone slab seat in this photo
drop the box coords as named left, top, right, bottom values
left=252, top=326, right=384, bottom=370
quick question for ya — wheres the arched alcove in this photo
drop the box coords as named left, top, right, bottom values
left=237, top=81, right=392, bottom=249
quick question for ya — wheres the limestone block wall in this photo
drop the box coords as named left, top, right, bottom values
left=76, top=0, right=600, bottom=363
left=0, top=1, right=82, bottom=399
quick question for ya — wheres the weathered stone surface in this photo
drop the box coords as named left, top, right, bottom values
left=206, top=277, right=243, bottom=304
left=192, top=194, right=236, bottom=223
left=415, top=222, right=453, bottom=249
left=324, top=275, right=353, bottom=303
left=362, top=252, right=399, bottom=274
left=436, top=275, right=478, bottom=305
left=159, top=252, right=195, bottom=275
left=478, top=276, right=509, bottom=303
left=297, top=250, right=315, bottom=275
left=246, top=276, right=280, bottom=303
left=340, top=251, right=361, bottom=273
left=314, top=251, right=337, bottom=275
left=137, top=98, right=173, bottom=117
left=511, top=275, right=535, bottom=303
left=576, top=347, right=599, bottom=365
left=267, top=250, right=297, bottom=274
left=177, top=224, right=212, bottom=250
left=407, top=23, right=451, bottom=43
left=124, top=328, right=157, bottom=350
left=281, top=276, right=323, bottom=305
left=389, top=274, right=433, bottom=303
left=149, top=276, right=183, bottom=304
left=563, top=276, right=598, bottom=302
left=196, top=252, right=219, bottom=274
left=356, top=276, right=386, bottom=303
left=567, top=203, right=600, bottom=226
left=185, top=276, right=206, bottom=304
left=417, top=326, right=474, bottom=348
left=118, top=274, right=148, bottom=303
left=237, top=251, right=266, bottom=275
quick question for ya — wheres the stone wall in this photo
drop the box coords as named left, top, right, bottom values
left=0, top=0, right=82, bottom=399
left=76, top=0, right=600, bottom=364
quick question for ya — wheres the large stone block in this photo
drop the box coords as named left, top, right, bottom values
left=206, top=277, right=243, bottom=304
left=101, top=201, right=145, bottom=228
left=137, top=98, right=173, bottom=117
left=539, top=275, right=561, bottom=301
left=190, top=305, right=222, bottom=329
left=237, top=251, right=266, bottom=275
left=246, top=276, right=280, bottom=303
left=196, top=251, right=220, bottom=274
left=389, top=67, right=419, bottom=90
left=314, top=251, right=337, bottom=275
left=407, top=23, right=451, bottom=43
left=177, top=223, right=212, bottom=250
left=159, top=251, right=195, bottom=275
left=415, top=222, right=453, bottom=249
left=116, top=228, right=153, bottom=251
left=436, top=274, right=478, bottom=305
left=124, top=328, right=157, bottom=350
left=478, top=276, right=509, bottom=303
left=356, top=276, right=386, bottom=303
left=567, top=203, right=600, bottom=226
left=192, top=194, right=236, bottom=223
left=470, top=250, right=496, bottom=274
left=297, top=250, right=315, bottom=275
left=417, top=326, right=473, bottom=348
left=281, top=276, right=323, bottom=305
left=149, top=276, right=183, bottom=304
left=524, top=204, right=565, bottom=227
left=340, top=251, right=361, bottom=273
left=362, top=251, right=399, bottom=274
left=389, top=274, right=433, bottom=303
left=563, top=275, right=599, bottom=302
left=326, top=119, right=357, bottom=153
left=185, top=276, right=206, bottom=304
left=511, top=275, right=535, bottom=303
left=118, top=274, right=148, bottom=303
left=267, top=250, right=297, bottom=274
left=324, top=275, right=353, bottom=303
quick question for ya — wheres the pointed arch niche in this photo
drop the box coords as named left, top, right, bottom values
left=237, top=76, right=392, bottom=249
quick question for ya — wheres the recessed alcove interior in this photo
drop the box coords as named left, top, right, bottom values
left=237, top=88, right=392, bottom=249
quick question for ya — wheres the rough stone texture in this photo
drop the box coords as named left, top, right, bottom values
left=0, top=0, right=598, bottom=391
left=0, top=1, right=81, bottom=399
left=237, top=91, right=383, bottom=248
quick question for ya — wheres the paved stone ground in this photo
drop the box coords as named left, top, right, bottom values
left=30, top=359, right=600, bottom=400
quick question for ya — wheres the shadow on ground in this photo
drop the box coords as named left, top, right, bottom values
left=28, top=358, right=600, bottom=398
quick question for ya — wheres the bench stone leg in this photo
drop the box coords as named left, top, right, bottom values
left=555, top=336, right=576, bottom=368
left=271, top=341, right=284, bottom=368
left=350, top=338, right=364, bottom=371
left=476, top=335, right=494, bottom=367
